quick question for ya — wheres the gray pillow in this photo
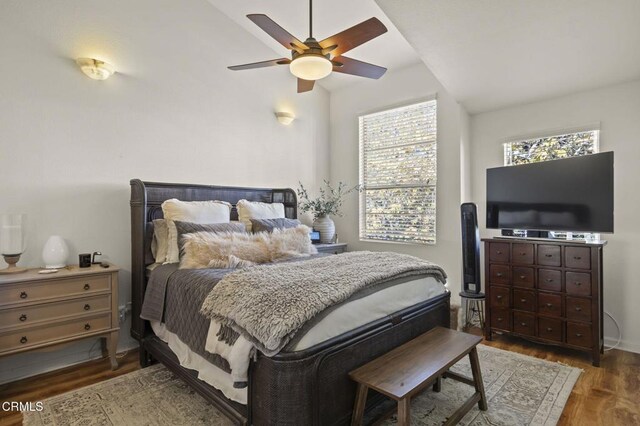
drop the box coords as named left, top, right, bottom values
left=174, top=221, right=246, bottom=257
left=250, top=218, right=301, bottom=233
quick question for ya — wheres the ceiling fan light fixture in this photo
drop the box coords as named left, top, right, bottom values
left=289, top=54, right=332, bottom=81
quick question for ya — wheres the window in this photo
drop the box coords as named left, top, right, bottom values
left=359, top=99, right=437, bottom=244
left=503, top=129, right=599, bottom=239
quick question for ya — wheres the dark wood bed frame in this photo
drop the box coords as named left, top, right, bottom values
left=130, top=179, right=451, bottom=425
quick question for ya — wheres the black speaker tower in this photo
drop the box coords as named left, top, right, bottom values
left=460, top=203, right=485, bottom=329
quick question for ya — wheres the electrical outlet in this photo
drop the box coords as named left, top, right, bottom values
left=118, top=304, right=132, bottom=323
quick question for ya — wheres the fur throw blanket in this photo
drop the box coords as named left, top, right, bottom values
left=179, top=225, right=317, bottom=269
left=200, top=251, right=447, bottom=356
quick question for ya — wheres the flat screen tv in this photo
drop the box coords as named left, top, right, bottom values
left=486, top=152, right=614, bottom=233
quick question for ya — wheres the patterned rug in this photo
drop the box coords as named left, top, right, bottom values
left=24, top=345, right=581, bottom=426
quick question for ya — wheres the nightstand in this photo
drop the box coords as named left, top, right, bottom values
left=0, top=264, right=120, bottom=369
left=315, top=243, right=348, bottom=255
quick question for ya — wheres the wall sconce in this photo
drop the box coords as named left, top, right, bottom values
left=76, top=58, right=115, bottom=80
left=275, top=112, right=295, bottom=125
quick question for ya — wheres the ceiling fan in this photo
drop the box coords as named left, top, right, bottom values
left=228, top=0, right=388, bottom=93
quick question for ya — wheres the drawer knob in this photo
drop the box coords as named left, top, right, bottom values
left=576, top=333, right=583, bottom=338
left=575, top=307, right=582, bottom=312
left=497, top=317, right=503, bottom=322
left=547, top=327, right=553, bottom=332
left=20, top=336, right=28, bottom=344
left=575, top=282, right=582, bottom=286
left=519, top=275, right=526, bottom=279
left=19, top=314, right=27, bottom=322
left=496, top=272, right=503, bottom=277
left=496, top=250, right=502, bottom=254
left=496, top=295, right=503, bottom=300
left=545, top=254, right=553, bottom=258
left=84, top=304, right=91, bottom=311
left=521, top=322, right=527, bottom=326
left=545, top=278, right=554, bottom=283
left=546, top=303, right=553, bottom=308
left=84, top=323, right=91, bottom=331
left=520, top=252, right=527, bottom=256
left=574, top=256, right=582, bottom=260
left=20, top=291, right=28, bottom=299
left=520, top=298, right=527, bottom=303
left=84, top=283, right=91, bottom=291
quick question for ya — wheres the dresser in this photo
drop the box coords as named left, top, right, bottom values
left=0, top=264, right=120, bottom=369
left=483, top=238, right=605, bottom=366
left=314, top=243, right=348, bottom=254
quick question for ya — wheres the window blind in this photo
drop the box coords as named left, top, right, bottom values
left=359, top=99, right=437, bottom=244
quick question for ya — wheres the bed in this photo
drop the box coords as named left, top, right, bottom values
left=130, top=179, right=451, bottom=425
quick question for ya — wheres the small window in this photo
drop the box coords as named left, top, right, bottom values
left=359, top=99, right=437, bottom=244
left=504, top=129, right=599, bottom=239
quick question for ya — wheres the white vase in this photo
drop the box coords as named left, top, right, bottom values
left=313, top=215, right=336, bottom=244
left=42, top=235, right=69, bottom=269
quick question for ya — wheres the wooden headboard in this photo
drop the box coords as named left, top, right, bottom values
left=129, top=179, right=297, bottom=341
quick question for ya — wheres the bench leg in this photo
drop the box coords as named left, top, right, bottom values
left=397, top=397, right=411, bottom=426
left=469, top=347, right=488, bottom=411
left=351, top=383, right=368, bottom=426
left=433, top=375, right=442, bottom=392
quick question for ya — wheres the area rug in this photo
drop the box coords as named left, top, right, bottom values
left=23, top=345, right=581, bottom=426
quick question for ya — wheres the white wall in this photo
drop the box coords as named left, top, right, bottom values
left=470, top=79, right=640, bottom=353
left=329, top=63, right=470, bottom=302
left=0, top=0, right=330, bottom=383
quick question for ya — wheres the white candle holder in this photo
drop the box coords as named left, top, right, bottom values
left=0, top=214, right=27, bottom=274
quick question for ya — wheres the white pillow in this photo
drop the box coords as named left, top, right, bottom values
left=237, top=199, right=285, bottom=232
left=162, top=199, right=232, bottom=263
left=151, top=219, right=170, bottom=263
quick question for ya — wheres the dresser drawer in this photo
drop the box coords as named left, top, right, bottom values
left=490, top=286, right=510, bottom=308
left=0, top=275, right=110, bottom=306
left=490, top=308, right=511, bottom=331
left=566, top=322, right=592, bottom=348
left=513, top=289, right=535, bottom=312
left=0, top=313, right=112, bottom=354
left=538, top=317, right=563, bottom=342
left=565, top=247, right=591, bottom=270
left=566, top=272, right=591, bottom=296
left=0, top=294, right=111, bottom=330
left=538, top=292, right=562, bottom=317
left=512, top=243, right=534, bottom=265
left=489, top=243, right=510, bottom=263
left=537, top=245, right=561, bottom=266
left=513, top=312, right=535, bottom=336
left=566, top=297, right=591, bottom=322
left=512, top=267, right=534, bottom=288
left=538, top=269, right=562, bottom=292
left=489, top=264, right=510, bottom=285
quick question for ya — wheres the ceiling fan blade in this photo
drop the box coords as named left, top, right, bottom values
left=297, top=78, right=315, bottom=93
left=319, top=18, right=387, bottom=57
left=247, top=14, right=307, bottom=51
left=332, top=56, right=386, bottom=79
left=228, top=58, right=291, bottom=71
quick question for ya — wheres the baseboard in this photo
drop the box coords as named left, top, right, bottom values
left=604, top=336, right=640, bottom=354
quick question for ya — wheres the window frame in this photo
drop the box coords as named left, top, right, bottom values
left=358, top=98, right=438, bottom=245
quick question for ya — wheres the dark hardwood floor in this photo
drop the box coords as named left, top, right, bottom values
left=1, top=333, right=638, bottom=425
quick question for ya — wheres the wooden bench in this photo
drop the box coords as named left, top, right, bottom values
left=349, top=326, right=487, bottom=425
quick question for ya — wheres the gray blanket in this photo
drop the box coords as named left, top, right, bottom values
left=200, top=251, right=447, bottom=356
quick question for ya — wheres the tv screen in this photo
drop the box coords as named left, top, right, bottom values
left=486, top=152, right=614, bottom=233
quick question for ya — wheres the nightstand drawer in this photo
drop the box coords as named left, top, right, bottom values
left=0, top=294, right=111, bottom=330
left=0, top=313, right=112, bottom=354
left=566, top=322, right=592, bottom=348
left=0, top=275, right=110, bottom=306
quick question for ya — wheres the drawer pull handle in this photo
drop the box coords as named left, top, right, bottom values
left=545, top=278, right=554, bottom=283
left=521, top=322, right=527, bottom=326
left=519, top=275, right=526, bottom=279
left=496, top=250, right=502, bottom=255
left=496, top=272, right=503, bottom=277
left=574, top=256, right=582, bottom=260
left=496, top=295, right=503, bottom=300
left=575, top=282, right=582, bottom=286
left=575, top=307, right=582, bottom=312
left=497, top=318, right=503, bottom=322
left=84, top=323, right=91, bottom=331
left=84, top=304, right=91, bottom=311
left=20, top=291, right=28, bottom=299
left=520, top=298, right=527, bottom=303
left=520, top=252, right=527, bottom=256
left=576, top=333, right=583, bottom=338
left=547, top=327, right=553, bottom=332
left=546, top=303, right=553, bottom=308
left=19, top=314, right=27, bottom=322
left=545, top=254, right=553, bottom=258
left=84, top=284, right=91, bottom=291
left=20, top=336, right=28, bottom=344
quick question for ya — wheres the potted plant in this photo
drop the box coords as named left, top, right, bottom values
left=297, top=180, right=362, bottom=244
